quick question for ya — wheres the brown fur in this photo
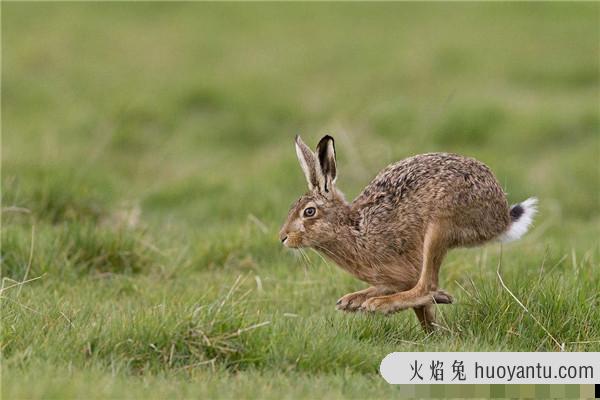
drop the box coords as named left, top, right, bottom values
left=280, top=136, right=530, bottom=331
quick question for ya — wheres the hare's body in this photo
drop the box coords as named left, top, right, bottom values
left=280, top=136, right=537, bottom=331
left=327, top=153, right=511, bottom=289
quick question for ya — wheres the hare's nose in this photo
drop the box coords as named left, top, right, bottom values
left=278, top=228, right=288, bottom=243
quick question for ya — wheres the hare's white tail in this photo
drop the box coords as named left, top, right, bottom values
left=499, top=197, right=538, bottom=243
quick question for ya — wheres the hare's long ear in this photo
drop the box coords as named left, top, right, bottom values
left=316, top=135, right=337, bottom=193
left=295, top=135, right=324, bottom=191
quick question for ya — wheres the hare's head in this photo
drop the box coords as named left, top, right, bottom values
left=279, top=135, right=348, bottom=248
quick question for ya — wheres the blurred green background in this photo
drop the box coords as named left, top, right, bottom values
left=2, top=3, right=599, bottom=398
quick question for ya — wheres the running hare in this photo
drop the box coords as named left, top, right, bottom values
left=279, top=135, right=537, bottom=331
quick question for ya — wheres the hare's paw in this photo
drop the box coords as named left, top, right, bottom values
left=359, top=295, right=408, bottom=314
left=336, top=291, right=371, bottom=312
left=360, top=290, right=454, bottom=314
left=431, top=289, right=453, bottom=304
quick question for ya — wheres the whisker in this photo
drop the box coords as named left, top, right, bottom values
left=309, top=248, right=332, bottom=269
left=298, top=248, right=311, bottom=277
left=297, top=248, right=310, bottom=267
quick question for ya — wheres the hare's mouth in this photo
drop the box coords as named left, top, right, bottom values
left=282, top=235, right=302, bottom=248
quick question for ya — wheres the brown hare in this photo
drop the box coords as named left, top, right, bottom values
left=279, top=135, right=537, bottom=331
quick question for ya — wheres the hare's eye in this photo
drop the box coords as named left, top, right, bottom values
left=303, top=207, right=316, bottom=218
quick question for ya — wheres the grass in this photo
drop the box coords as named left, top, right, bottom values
left=1, top=2, right=599, bottom=398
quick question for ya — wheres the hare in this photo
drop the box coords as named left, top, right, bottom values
left=279, top=135, right=537, bottom=331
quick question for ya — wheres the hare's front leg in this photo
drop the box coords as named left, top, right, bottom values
left=336, top=286, right=390, bottom=311
left=360, top=222, right=454, bottom=314
left=414, top=305, right=437, bottom=332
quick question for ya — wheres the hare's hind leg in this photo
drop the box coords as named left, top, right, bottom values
left=360, top=222, right=453, bottom=314
left=336, top=286, right=391, bottom=311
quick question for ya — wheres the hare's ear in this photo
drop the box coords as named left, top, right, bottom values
left=316, top=135, right=337, bottom=192
left=295, top=135, right=324, bottom=191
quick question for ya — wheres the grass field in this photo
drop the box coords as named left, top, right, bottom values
left=1, top=2, right=599, bottom=398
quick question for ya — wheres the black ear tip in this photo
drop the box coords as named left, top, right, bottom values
left=318, top=135, right=334, bottom=147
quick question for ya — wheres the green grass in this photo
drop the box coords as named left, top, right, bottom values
left=2, top=2, right=599, bottom=398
